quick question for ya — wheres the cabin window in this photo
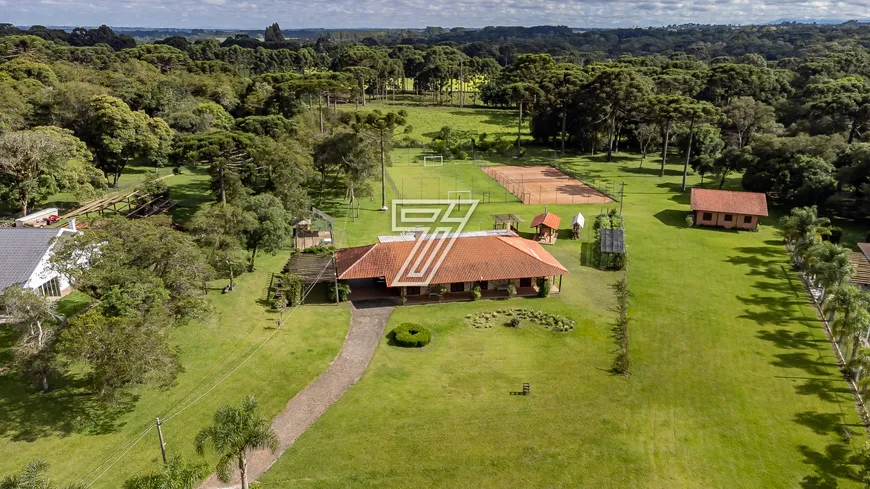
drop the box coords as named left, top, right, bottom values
left=406, top=286, right=421, bottom=296
left=520, top=278, right=532, bottom=287
left=38, top=277, right=61, bottom=297
left=450, top=282, right=464, bottom=293
left=743, top=216, right=753, bottom=224
left=478, top=281, right=488, bottom=291
left=724, top=214, right=733, bottom=222
left=702, top=212, right=713, bottom=221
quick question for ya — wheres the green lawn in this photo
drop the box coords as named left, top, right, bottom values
left=262, top=124, right=867, bottom=486
left=1, top=103, right=865, bottom=488
left=0, top=249, right=351, bottom=487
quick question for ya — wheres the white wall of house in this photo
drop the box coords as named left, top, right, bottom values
left=24, top=250, right=71, bottom=297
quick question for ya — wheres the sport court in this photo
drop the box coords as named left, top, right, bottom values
left=482, top=165, right=614, bottom=205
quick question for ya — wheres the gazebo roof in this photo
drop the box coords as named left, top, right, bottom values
left=530, top=212, right=561, bottom=229
left=600, top=228, right=625, bottom=253
left=491, top=213, right=525, bottom=225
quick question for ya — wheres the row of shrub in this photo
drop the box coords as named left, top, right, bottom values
left=466, top=308, right=575, bottom=332
left=611, top=277, right=631, bottom=376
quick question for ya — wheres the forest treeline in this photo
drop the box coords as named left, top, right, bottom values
left=3, top=21, right=870, bottom=217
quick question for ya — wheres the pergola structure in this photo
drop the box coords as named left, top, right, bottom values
left=491, top=213, right=524, bottom=232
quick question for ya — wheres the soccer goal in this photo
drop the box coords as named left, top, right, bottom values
left=447, top=190, right=473, bottom=211
left=423, top=155, right=444, bottom=167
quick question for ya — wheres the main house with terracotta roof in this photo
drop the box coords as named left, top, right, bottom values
left=690, top=188, right=769, bottom=230
left=335, top=231, right=569, bottom=302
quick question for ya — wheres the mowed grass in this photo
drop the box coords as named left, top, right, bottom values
left=0, top=245, right=351, bottom=487
left=263, top=107, right=867, bottom=487
left=366, top=102, right=518, bottom=143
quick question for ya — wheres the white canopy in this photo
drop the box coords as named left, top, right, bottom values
left=572, top=212, right=585, bottom=228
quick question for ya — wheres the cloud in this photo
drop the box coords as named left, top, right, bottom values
left=4, top=0, right=870, bottom=29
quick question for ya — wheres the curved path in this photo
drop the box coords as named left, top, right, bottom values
left=198, top=301, right=394, bottom=489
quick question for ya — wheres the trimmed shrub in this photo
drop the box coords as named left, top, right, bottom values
left=508, top=317, right=521, bottom=328
left=472, top=285, right=482, bottom=301
left=685, top=214, right=694, bottom=227
left=537, top=278, right=551, bottom=298
left=327, top=282, right=351, bottom=302
left=392, top=323, right=431, bottom=347
left=507, top=283, right=517, bottom=298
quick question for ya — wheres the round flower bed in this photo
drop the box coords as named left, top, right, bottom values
left=391, top=323, right=432, bottom=347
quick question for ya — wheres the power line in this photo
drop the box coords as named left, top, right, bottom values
left=79, top=206, right=351, bottom=488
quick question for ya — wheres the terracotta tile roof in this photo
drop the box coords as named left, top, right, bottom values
left=335, top=235, right=568, bottom=286
left=849, top=251, right=870, bottom=286
left=690, top=188, right=769, bottom=216
left=530, top=212, right=561, bottom=229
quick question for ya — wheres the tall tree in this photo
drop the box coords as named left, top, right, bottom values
left=640, top=94, right=695, bottom=177
left=1, top=286, right=60, bottom=392
left=263, top=23, right=285, bottom=43
left=824, top=284, right=870, bottom=366
left=675, top=100, right=721, bottom=192
left=587, top=68, right=653, bottom=161
left=0, top=126, right=104, bottom=215
left=804, top=76, right=870, bottom=144
left=503, top=83, right=543, bottom=158
left=779, top=206, right=832, bottom=266
left=243, top=194, right=292, bottom=270
left=51, top=216, right=212, bottom=323
left=172, top=131, right=255, bottom=205
left=195, top=396, right=279, bottom=489
left=82, top=95, right=173, bottom=187
left=61, top=308, right=180, bottom=401
left=352, top=110, right=407, bottom=210
left=723, top=96, right=777, bottom=148
left=189, top=204, right=256, bottom=291
left=805, top=241, right=853, bottom=302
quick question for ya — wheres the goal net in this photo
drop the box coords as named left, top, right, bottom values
left=423, top=156, right=444, bottom=167
left=447, top=190, right=474, bottom=209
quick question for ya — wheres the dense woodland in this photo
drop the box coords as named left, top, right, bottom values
left=2, top=19, right=870, bottom=442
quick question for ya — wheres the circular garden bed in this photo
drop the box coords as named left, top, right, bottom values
left=391, top=323, right=432, bottom=347
left=466, top=308, right=575, bottom=332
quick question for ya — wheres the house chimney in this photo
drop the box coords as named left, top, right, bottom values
left=544, top=205, right=549, bottom=214
left=414, top=225, right=422, bottom=239
left=69, top=218, right=76, bottom=232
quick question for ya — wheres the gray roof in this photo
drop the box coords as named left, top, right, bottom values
left=0, top=228, right=69, bottom=290
left=599, top=228, right=626, bottom=254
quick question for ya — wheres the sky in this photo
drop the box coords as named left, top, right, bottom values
left=2, top=0, right=870, bottom=29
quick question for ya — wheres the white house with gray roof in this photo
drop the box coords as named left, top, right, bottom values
left=0, top=228, right=78, bottom=297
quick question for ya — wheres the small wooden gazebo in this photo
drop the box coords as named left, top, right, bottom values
left=492, top=213, right=524, bottom=232
left=530, top=210, right=561, bottom=245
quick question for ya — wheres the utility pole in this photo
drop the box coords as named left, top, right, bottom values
left=155, top=417, right=167, bottom=465
left=619, top=182, right=625, bottom=215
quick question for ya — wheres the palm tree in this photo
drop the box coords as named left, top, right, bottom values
left=122, top=456, right=204, bottom=489
left=1, top=459, right=83, bottom=489
left=779, top=206, right=831, bottom=266
left=824, top=284, right=870, bottom=368
left=852, top=345, right=870, bottom=388
left=195, top=396, right=279, bottom=489
left=805, top=241, right=854, bottom=303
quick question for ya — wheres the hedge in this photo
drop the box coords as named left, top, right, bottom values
left=391, top=323, right=432, bottom=347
